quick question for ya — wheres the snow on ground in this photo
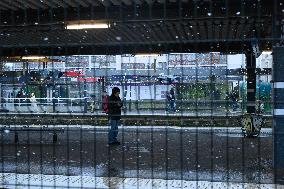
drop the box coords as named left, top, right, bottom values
left=1, top=173, right=283, bottom=189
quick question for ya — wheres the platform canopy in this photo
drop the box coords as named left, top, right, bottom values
left=0, top=0, right=282, bottom=56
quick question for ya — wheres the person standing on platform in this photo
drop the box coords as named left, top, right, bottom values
left=165, top=91, right=171, bottom=112
left=108, top=87, right=123, bottom=145
left=15, top=89, right=24, bottom=106
left=231, top=91, right=239, bottom=111
left=30, top=92, right=39, bottom=112
left=170, top=88, right=176, bottom=113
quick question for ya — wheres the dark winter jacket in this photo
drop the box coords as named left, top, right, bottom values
left=108, top=94, right=123, bottom=120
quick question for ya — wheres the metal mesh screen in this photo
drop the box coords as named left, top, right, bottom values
left=0, top=0, right=282, bottom=188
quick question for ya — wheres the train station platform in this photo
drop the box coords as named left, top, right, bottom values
left=0, top=110, right=272, bottom=127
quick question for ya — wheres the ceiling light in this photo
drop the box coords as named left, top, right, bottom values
left=135, top=53, right=160, bottom=57
left=261, top=51, right=272, bottom=55
left=66, top=20, right=110, bottom=30
left=22, top=56, right=46, bottom=60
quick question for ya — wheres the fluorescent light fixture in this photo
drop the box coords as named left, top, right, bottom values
left=66, top=20, right=109, bottom=30
left=261, top=51, right=272, bottom=55
left=135, top=53, right=160, bottom=57
left=22, top=56, right=46, bottom=60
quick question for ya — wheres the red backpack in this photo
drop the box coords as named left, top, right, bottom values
left=102, top=95, right=109, bottom=113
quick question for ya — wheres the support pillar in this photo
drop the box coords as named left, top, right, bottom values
left=272, top=47, right=284, bottom=184
left=83, top=79, right=87, bottom=113
left=246, top=53, right=256, bottom=113
left=240, top=52, right=262, bottom=137
left=101, top=77, right=105, bottom=111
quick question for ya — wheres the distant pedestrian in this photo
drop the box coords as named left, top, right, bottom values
left=230, top=91, right=238, bottom=111
left=16, top=90, right=22, bottom=99
left=108, top=87, right=123, bottom=145
left=214, top=89, right=221, bottom=100
left=89, top=95, right=96, bottom=113
left=165, top=91, right=171, bottom=112
left=256, top=100, right=264, bottom=114
left=15, top=89, right=24, bottom=106
left=29, top=93, right=39, bottom=112
left=170, top=88, right=176, bottom=112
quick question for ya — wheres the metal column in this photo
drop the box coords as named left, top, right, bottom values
left=272, top=47, right=284, bottom=184
left=246, top=53, right=256, bottom=113
left=83, top=80, right=87, bottom=113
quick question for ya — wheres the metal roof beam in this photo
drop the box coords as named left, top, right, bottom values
left=158, top=22, right=172, bottom=42
left=62, top=0, right=79, bottom=7
left=228, top=19, right=237, bottom=41
left=50, top=0, right=68, bottom=8
left=38, top=0, right=57, bottom=8
left=0, top=0, right=20, bottom=10
left=165, top=22, right=177, bottom=41
left=121, top=0, right=132, bottom=6
left=113, top=24, right=134, bottom=42
left=133, top=0, right=142, bottom=4
left=72, top=0, right=90, bottom=7
left=122, top=23, right=142, bottom=42
left=236, top=19, right=246, bottom=40
left=0, top=1, right=18, bottom=10
left=26, top=0, right=49, bottom=9
left=110, top=0, right=121, bottom=6
left=174, top=22, right=186, bottom=42
left=17, top=0, right=39, bottom=9
left=83, top=0, right=99, bottom=6
left=144, top=0, right=154, bottom=5
left=221, top=19, right=229, bottom=40
left=147, top=23, right=163, bottom=42
left=97, top=0, right=111, bottom=7
left=183, top=23, right=192, bottom=40
left=156, top=0, right=164, bottom=3
left=87, top=30, right=107, bottom=43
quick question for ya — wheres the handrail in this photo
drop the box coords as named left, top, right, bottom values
left=3, top=97, right=89, bottom=101
left=2, top=97, right=93, bottom=109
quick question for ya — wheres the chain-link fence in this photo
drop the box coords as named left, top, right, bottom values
left=0, top=0, right=283, bottom=188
